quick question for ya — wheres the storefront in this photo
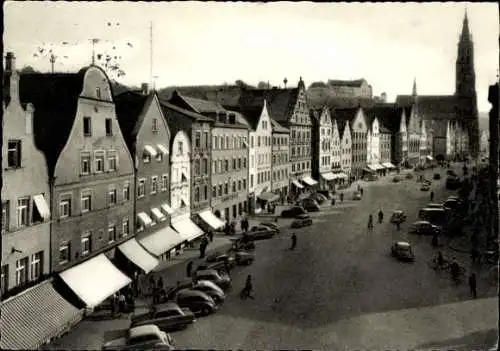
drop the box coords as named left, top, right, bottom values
left=197, top=210, right=225, bottom=232
left=320, top=172, right=336, bottom=190
left=257, top=191, right=280, bottom=213
left=0, top=280, right=83, bottom=350
left=382, top=162, right=397, bottom=174
left=58, top=254, right=132, bottom=309
left=301, top=175, right=318, bottom=190
left=114, top=238, right=159, bottom=277
left=363, top=165, right=377, bottom=178
left=171, top=217, right=205, bottom=243
left=138, top=226, right=184, bottom=261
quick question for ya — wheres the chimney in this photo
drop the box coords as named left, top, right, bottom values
left=5, top=52, right=15, bottom=72
left=381, top=92, right=387, bottom=102
left=25, top=103, right=34, bottom=134
left=141, top=83, right=149, bottom=95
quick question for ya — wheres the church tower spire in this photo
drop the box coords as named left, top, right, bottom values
left=412, top=77, right=417, bottom=97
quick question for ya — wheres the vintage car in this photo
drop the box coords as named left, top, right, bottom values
left=420, top=183, right=431, bottom=191
left=174, top=289, right=217, bottom=316
left=308, top=193, right=328, bottom=205
left=433, top=173, right=441, bottom=180
left=102, top=325, right=174, bottom=350
left=259, top=221, right=280, bottom=232
left=246, top=226, right=278, bottom=240
left=300, top=198, right=321, bottom=212
left=446, top=176, right=462, bottom=190
left=391, top=241, right=415, bottom=262
left=131, top=302, right=196, bottom=331
left=409, top=221, right=442, bottom=236
left=193, top=269, right=231, bottom=291
left=166, top=280, right=225, bottom=305
left=291, top=214, right=313, bottom=228
left=405, top=172, right=414, bottom=179
left=393, top=176, right=401, bottom=183
left=352, top=191, right=362, bottom=201
left=281, top=206, right=307, bottom=218
left=390, top=210, right=407, bottom=224
left=206, top=250, right=254, bottom=268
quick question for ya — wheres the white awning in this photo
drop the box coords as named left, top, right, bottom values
left=301, top=176, right=318, bottom=186
left=426, top=155, right=434, bottom=161
left=198, top=210, right=225, bottom=230
left=336, top=172, right=348, bottom=179
left=151, top=208, right=166, bottom=222
left=372, top=163, right=385, bottom=171
left=382, top=162, right=396, bottom=169
left=171, top=218, right=204, bottom=242
left=33, top=194, right=50, bottom=220
left=137, top=212, right=153, bottom=227
left=59, top=254, right=131, bottom=308
left=144, top=145, right=158, bottom=157
left=321, top=172, right=336, bottom=181
left=161, top=203, right=174, bottom=215
left=138, top=226, right=184, bottom=257
left=117, top=239, right=159, bottom=273
left=157, top=144, right=169, bottom=155
left=366, top=165, right=378, bottom=171
left=292, top=180, right=304, bottom=189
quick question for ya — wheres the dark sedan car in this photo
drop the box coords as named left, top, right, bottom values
left=281, top=206, right=307, bottom=218
left=433, top=173, right=441, bottom=180
left=259, top=221, right=280, bottom=232
left=291, top=214, right=313, bottom=228
left=175, top=290, right=217, bottom=316
left=409, top=221, right=442, bottom=235
left=391, top=241, right=415, bottom=262
left=246, top=226, right=277, bottom=240
left=131, top=302, right=196, bottom=331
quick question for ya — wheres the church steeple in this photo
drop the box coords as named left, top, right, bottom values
left=412, top=77, right=417, bottom=97
left=460, top=8, right=471, bottom=41
left=455, top=8, right=476, bottom=98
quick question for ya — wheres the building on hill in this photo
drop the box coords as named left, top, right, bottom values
left=396, top=10, right=479, bottom=160
left=326, top=78, right=373, bottom=99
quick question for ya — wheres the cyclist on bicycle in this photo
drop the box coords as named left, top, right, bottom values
left=368, top=214, right=374, bottom=230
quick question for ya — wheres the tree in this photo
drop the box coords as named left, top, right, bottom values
left=20, top=66, right=38, bottom=74
left=257, top=81, right=268, bottom=89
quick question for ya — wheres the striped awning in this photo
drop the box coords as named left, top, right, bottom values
left=0, top=280, right=82, bottom=350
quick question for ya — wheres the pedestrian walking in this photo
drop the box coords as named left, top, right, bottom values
left=118, top=292, right=126, bottom=313
left=340, top=193, right=344, bottom=202
left=290, top=233, right=297, bottom=250
left=468, top=272, right=477, bottom=298
left=111, top=293, right=118, bottom=315
left=240, top=218, right=246, bottom=232
left=360, top=187, right=364, bottom=196
left=240, top=274, right=255, bottom=300
left=209, top=230, right=214, bottom=242
left=331, top=197, right=336, bottom=206
left=430, top=191, right=435, bottom=202
left=148, top=275, right=156, bottom=296
left=186, top=261, right=193, bottom=277
left=431, top=233, right=438, bottom=248
left=199, top=241, right=207, bottom=259
left=157, top=277, right=164, bottom=291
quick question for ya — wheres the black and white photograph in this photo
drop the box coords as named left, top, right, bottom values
left=2, top=1, right=499, bottom=350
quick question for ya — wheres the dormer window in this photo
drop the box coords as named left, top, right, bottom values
left=96, top=87, right=101, bottom=99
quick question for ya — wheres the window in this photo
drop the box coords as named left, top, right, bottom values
left=238, top=180, right=242, bottom=191
left=17, top=197, right=30, bottom=226
left=108, top=223, right=117, bottom=243
left=108, top=150, right=117, bottom=171
left=1, top=265, right=8, bottom=295
left=96, top=87, right=101, bottom=99
left=232, top=181, right=236, bottom=193
left=238, top=158, right=242, bottom=169
left=257, top=136, right=261, bottom=147
left=242, top=179, right=246, bottom=190
left=232, top=158, right=237, bottom=170
left=212, top=186, right=217, bottom=198
left=152, top=118, right=158, bottom=133
left=7, top=140, right=21, bottom=168
left=204, top=131, right=209, bottom=148
left=212, top=160, right=217, bottom=174
left=195, top=132, right=201, bottom=148
left=81, top=152, right=91, bottom=174
left=81, top=192, right=92, bottom=213
left=138, top=179, right=146, bottom=198
left=143, top=150, right=151, bottom=163
left=250, top=136, right=254, bottom=148
left=202, top=158, right=208, bottom=175
left=122, top=218, right=129, bottom=237
left=250, top=174, right=254, bottom=188
left=224, top=160, right=229, bottom=172
left=83, top=117, right=92, bottom=136
left=224, top=182, right=229, bottom=195
left=161, top=174, right=168, bottom=191
left=59, top=195, right=71, bottom=219
left=156, top=152, right=163, bottom=162
left=30, top=251, right=43, bottom=281
left=108, top=187, right=117, bottom=205
left=123, top=182, right=130, bottom=201
left=243, top=158, right=247, bottom=168
left=81, top=234, right=91, bottom=256
left=105, top=118, right=113, bottom=136
left=194, top=187, right=200, bottom=202
left=221, top=136, right=225, bottom=149
left=2, top=201, right=9, bottom=232
left=95, top=152, right=104, bottom=173
left=151, top=176, right=158, bottom=194
left=15, top=257, right=28, bottom=286
left=218, top=184, right=223, bottom=197
left=195, top=159, right=201, bottom=176
left=203, top=185, right=208, bottom=200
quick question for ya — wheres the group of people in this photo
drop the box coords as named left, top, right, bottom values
left=367, top=210, right=384, bottom=230
left=110, top=287, right=136, bottom=315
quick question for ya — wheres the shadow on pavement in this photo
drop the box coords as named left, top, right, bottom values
left=415, top=328, right=498, bottom=350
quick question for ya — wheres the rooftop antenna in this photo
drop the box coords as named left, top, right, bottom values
left=89, top=38, right=100, bottom=65
left=150, top=21, right=153, bottom=91
left=49, top=53, right=57, bottom=73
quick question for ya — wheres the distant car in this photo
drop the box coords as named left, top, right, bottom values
left=409, top=221, right=442, bottom=236
left=418, top=208, right=449, bottom=227
left=291, top=214, right=313, bottom=228
left=301, top=198, right=321, bottom=212
left=393, top=176, right=401, bottom=183
left=102, top=325, right=174, bottom=351
left=205, top=252, right=236, bottom=270
left=420, top=183, right=430, bottom=191
left=446, top=176, right=461, bottom=190
left=193, top=269, right=231, bottom=291
left=352, top=191, right=362, bottom=200
left=405, top=173, right=414, bottom=179
left=309, top=193, right=327, bottom=204
left=446, top=169, right=457, bottom=176
left=391, top=241, right=415, bottom=262
left=174, top=289, right=217, bottom=316
left=281, top=206, right=307, bottom=218
left=131, top=302, right=196, bottom=331
left=443, top=198, right=459, bottom=210
left=259, top=221, right=280, bottom=232
left=390, top=210, right=407, bottom=224
left=433, top=173, right=441, bottom=180
left=246, top=226, right=278, bottom=240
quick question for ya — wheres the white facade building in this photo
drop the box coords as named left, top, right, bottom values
left=170, top=131, right=191, bottom=223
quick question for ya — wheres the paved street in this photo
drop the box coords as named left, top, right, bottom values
left=45, top=166, right=498, bottom=350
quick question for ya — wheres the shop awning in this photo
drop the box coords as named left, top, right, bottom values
left=301, top=176, right=318, bottom=186
left=151, top=208, right=166, bottom=222
left=157, top=144, right=169, bottom=155
left=137, top=212, right=153, bottom=227
left=382, top=162, right=396, bottom=169
left=372, top=163, right=385, bottom=171
left=321, top=172, right=336, bottom=181
left=198, top=210, right=225, bottom=230
left=426, top=155, right=434, bottom=161
left=336, top=172, right=348, bottom=179
left=144, top=145, right=158, bottom=157
left=59, top=254, right=131, bottom=308
left=257, top=192, right=280, bottom=203
left=161, top=203, right=175, bottom=215
left=292, top=180, right=303, bottom=189
left=0, top=280, right=82, bottom=350
left=33, top=194, right=50, bottom=220
left=139, top=226, right=184, bottom=257
left=117, top=239, right=159, bottom=273
left=366, top=165, right=377, bottom=171
left=171, top=218, right=204, bottom=242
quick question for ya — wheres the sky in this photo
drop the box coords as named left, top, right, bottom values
left=4, top=1, right=499, bottom=111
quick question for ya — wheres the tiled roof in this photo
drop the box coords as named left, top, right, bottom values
left=330, top=107, right=360, bottom=130
left=182, top=94, right=226, bottom=114
left=0, top=280, right=82, bottom=350
left=228, top=105, right=263, bottom=130
left=396, top=95, right=458, bottom=121
left=114, top=91, right=150, bottom=153
left=327, top=79, right=366, bottom=87
left=159, top=99, right=214, bottom=122
left=236, top=88, right=299, bottom=124
left=363, top=106, right=405, bottom=134
left=271, top=118, right=289, bottom=133
left=326, top=96, right=377, bottom=109
left=19, top=69, right=88, bottom=176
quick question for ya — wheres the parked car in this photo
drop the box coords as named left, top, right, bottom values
left=174, top=289, right=217, bottom=316
left=246, top=226, right=278, bottom=240
left=317, top=190, right=334, bottom=199
left=418, top=208, right=449, bottom=227
left=131, top=302, right=196, bottom=331
left=102, top=325, right=174, bottom=350
left=301, top=198, right=321, bottom=212
left=205, top=252, right=236, bottom=269
left=446, top=176, right=462, bottom=190
left=391, top=241, right=415, bottom=262
left=426, top=203, right=446, bottom=209
left=433, top=173, right=441, bottom=180
left=393, top=176, right=401, bottom=183
left=409, top=221, right=442, bottom=236
left=259, top=221, right=280, bottom=232
left=443, top=198, right=459, bottom=210
left=281, top=206, right=307, bottom=218
left=309, top=193, right=327, bottom=204
left=390, top=210, right=407, bottom=224
left=405, top=173, right=414, bottom=179
left=420, top=183, right=430, bottom=191
left=193, top=269, right=231, bottom=291
left=291, top=214, right=313, bottom=228
left=352, top=191, right=362, bottom=200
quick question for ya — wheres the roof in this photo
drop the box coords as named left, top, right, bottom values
left=335, top=118, right=348, bottom=139
left=159, top=99, right=213, bottom=122
left=363, top=106, right=405, bottom=134
left=270, top=118, right=289, bottom=133
left=236, top=88, right=299, bottom=123
left=114, top=91, right=150, bottom=152
left=396, top=95, right=458, bottom=121
left=327, top=79, right=367, bottom=87
left=229, top=105, right=263, bottom=130
left=18, top=69, right=89, bottom=176
left=182, top=94, right=226, bottom=114
left=330, top=107, right=360, bottom=129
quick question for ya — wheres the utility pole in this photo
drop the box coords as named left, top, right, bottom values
left=150, top=21, right=153, bottom=91
left=488, top=80, right=499, bottom=246
left=49, top=53, right=57, bottom=73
